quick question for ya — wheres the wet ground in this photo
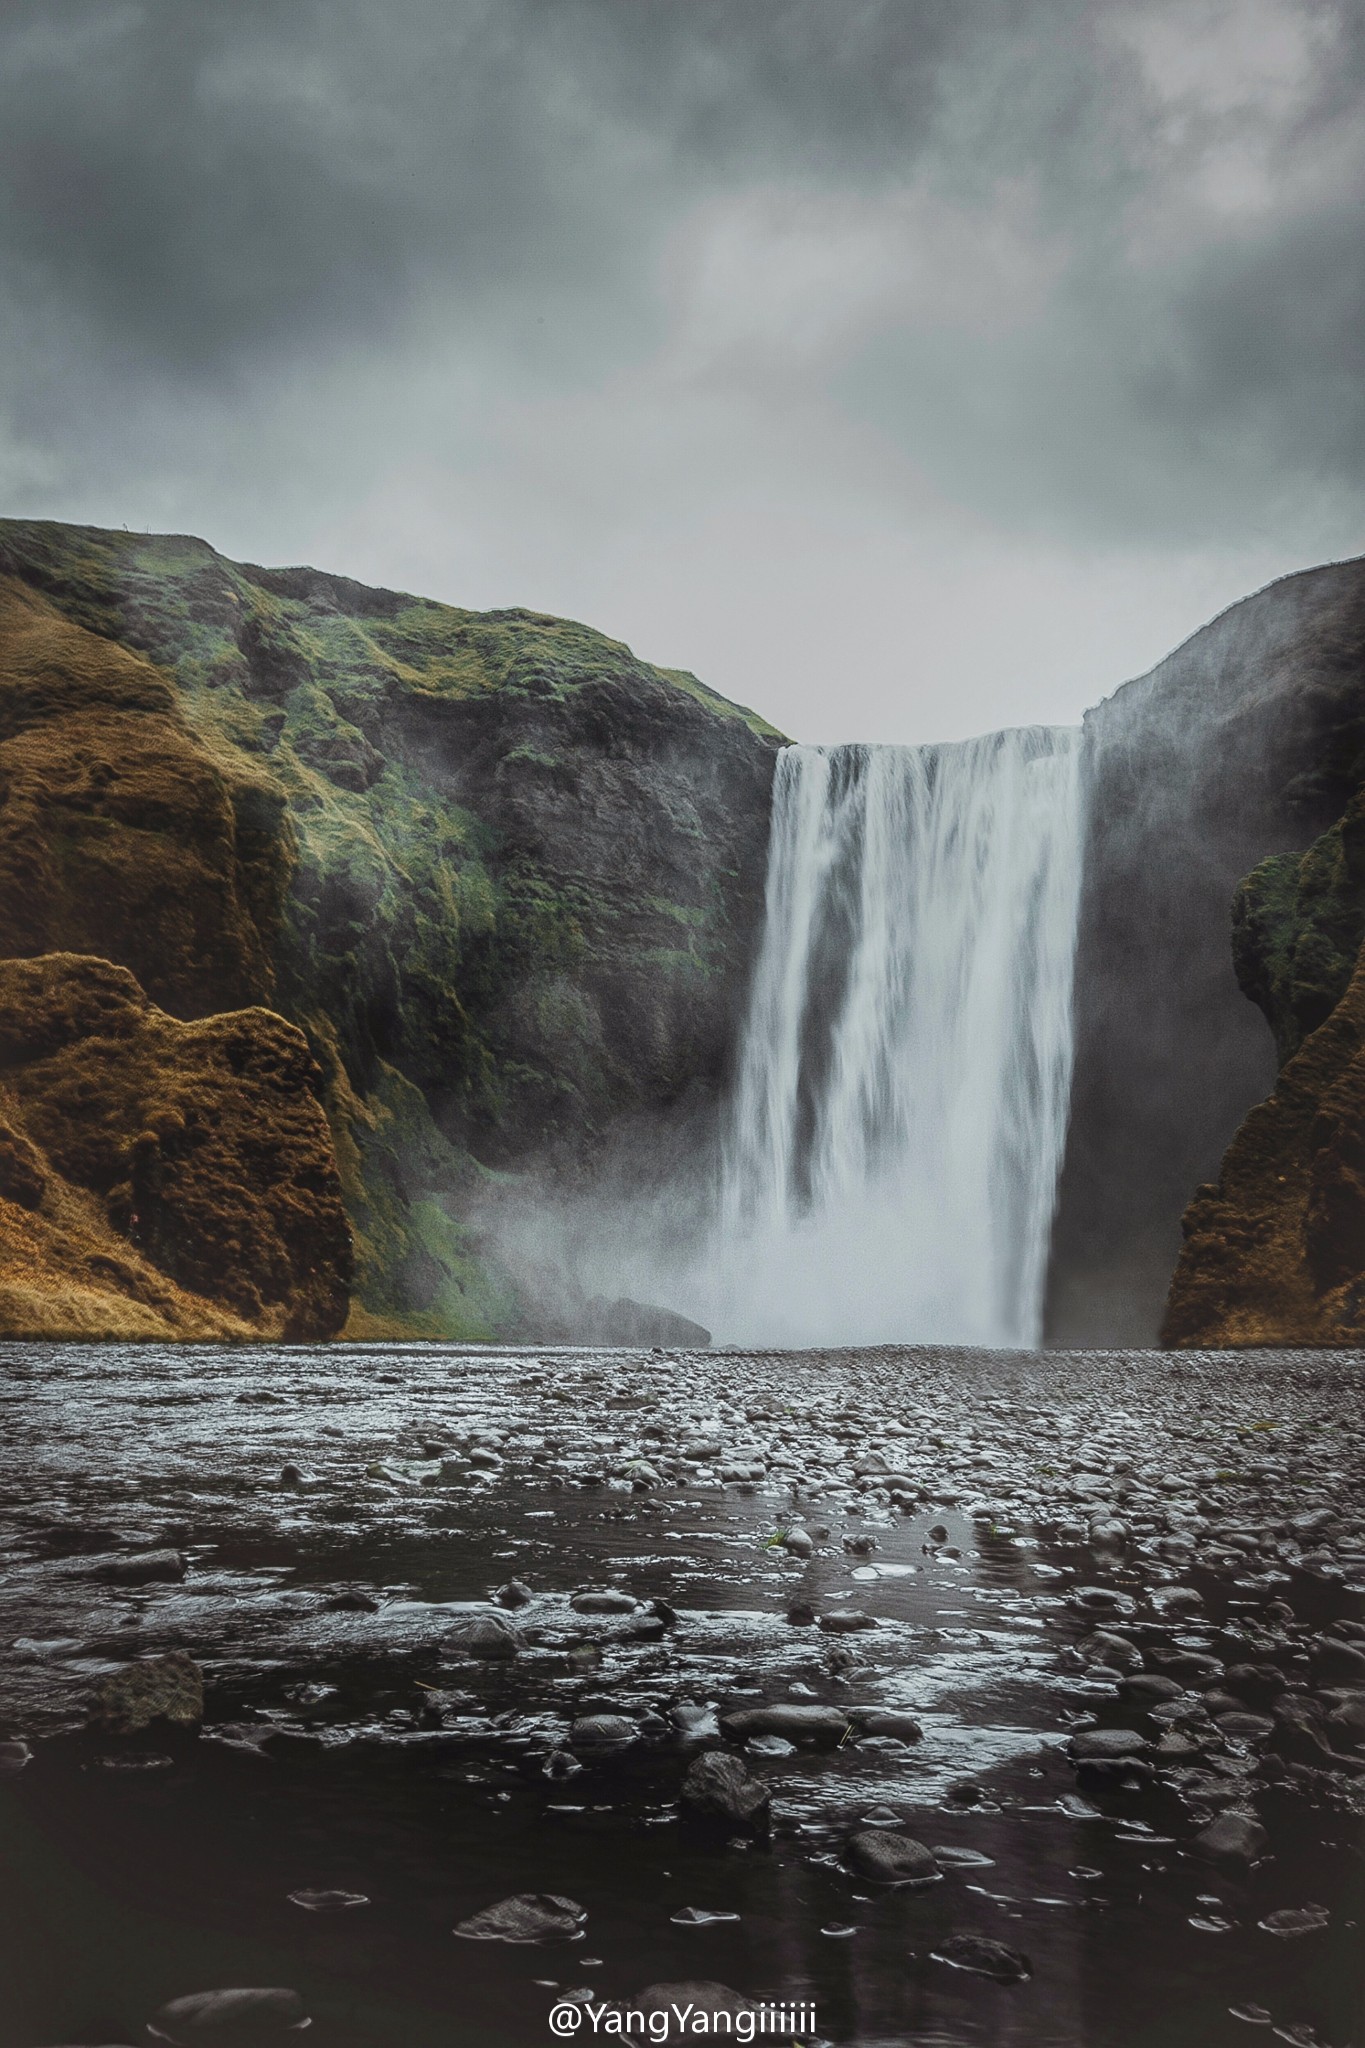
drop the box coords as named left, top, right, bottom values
left=0, top=1341, right=1362, bottom=2048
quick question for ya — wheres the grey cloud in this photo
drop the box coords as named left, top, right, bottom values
left=0, top=0, right=1076, bottom=379
left=0, top=0, right=1361, bottom=628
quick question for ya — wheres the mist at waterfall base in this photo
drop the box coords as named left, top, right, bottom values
left=511, top=726, right=1086, bottom=1350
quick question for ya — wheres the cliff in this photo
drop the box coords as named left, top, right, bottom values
left=0, top=520, right=781, bottom=1340
left=1162, top=773, right=1365, bottom=1346
left=1047, top=555, right=1365, bottom=1346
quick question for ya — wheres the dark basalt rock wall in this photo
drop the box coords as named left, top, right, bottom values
left=1163, top=774, right=1365, bottom=1346
left=1162, top=929, right=1365, bottom=1347
left=1047, top=556, right=1365, bottom=1346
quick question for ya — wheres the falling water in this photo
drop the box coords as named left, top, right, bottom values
left=706, top=728, right=1085, bottom=1346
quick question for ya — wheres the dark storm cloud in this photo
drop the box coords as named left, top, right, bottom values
left=0, top=0, right=1362, bottom=560
left=0, top=0, right=965, bottom=372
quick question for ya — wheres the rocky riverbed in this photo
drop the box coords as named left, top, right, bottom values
left=0, top=1342, right=1362, bottom=2048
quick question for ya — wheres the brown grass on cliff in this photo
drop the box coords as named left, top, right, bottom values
left=1162, top=944, right=1365, bottom=1347
left=0, top=576, right=289, bottom=1018
left=0, top=954, right=353, bottom=1342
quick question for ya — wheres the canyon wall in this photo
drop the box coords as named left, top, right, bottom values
left=1048, top=557, right=1365, bottom=1346
left=1162, top=771, right=1365, bottom=1347
left=0, top=521, right=781, bottom=1340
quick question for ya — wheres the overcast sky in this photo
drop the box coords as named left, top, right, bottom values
left=1, top=0, right=1362, bottom=742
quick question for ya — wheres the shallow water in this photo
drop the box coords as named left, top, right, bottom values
left=0, top=1342, right=1362, bottom=2047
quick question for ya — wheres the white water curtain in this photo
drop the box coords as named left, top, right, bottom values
left=706, top=730, right=1084, bottom=1346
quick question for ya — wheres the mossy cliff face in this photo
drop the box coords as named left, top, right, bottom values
left=1163, top=777, right=1365, bottom=1346
left=1047, top=556, right=1365, bottom=1346
left=1231, top=789, right=1365, bottom=1067
left=0, top=954, right=350, bottom=1341
left=0, top=520, right=782, bottom=1338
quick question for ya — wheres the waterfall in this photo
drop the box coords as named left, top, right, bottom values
left=707, top=728, right=1084, bottom=1347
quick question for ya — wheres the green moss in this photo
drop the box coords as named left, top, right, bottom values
left=645, top=897, right=710, bottom=929
left=1233, top=788, right=1365, bottom=1063
left=659, top=666, right=787, bottom=742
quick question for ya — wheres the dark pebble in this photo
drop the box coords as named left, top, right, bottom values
left=147, top=1986, right=309, bottom=2041
left=844, top=1829, right=939, bottom=1883
left=932, top=1934, right=1032, bottom=1982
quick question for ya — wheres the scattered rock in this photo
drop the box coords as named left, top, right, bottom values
left=1258, top=1904, right=1330, bottom=1937
left=1271, top=1695, right=1352, bottom=1771
left=1073, top=1585, right=1131, bottom=1613
left=720, top=1705, right=851, bottom=1746
left=848, top=1708, right=923, bottom=1742
left=1080, top=1629, right=1143, bottom=1673
left=1310, top=1635, right=1365, bottom=1687
left=625, top=1984, right=758, bottom=2044
left=0, top=1736, right=32, bottom=1773
left=147, top=1987, right=309, bottom=2041
left=679, top=1751, right=770, bottom=1831
left=446, top=1612, right=524, bottom=1659
left=844, top=1830, right=939, bottom=1883
left=932, top=1934, right=1032, bottom=1982
left=88, top=1652, right=203, bottom=1736
left=1070, top=1728, right=1148, bottom=1760
left=1327, top=1693, right=1365, bottom=1742
left=287, top=1888, right=369, bottom=1911
left=454, top=1894, right=587, bottom=1942
left=611, top=1614, right=666, bottom=1644
left=569, top=1714, right=638, bottom=1752
left=817, top=1610, right=878, bottom=1633
left=1150, top=1585, right=1203, bottom=1618
left=96, top=1548, right=187, bottom=1587
left=1193, top=1813, right=1268, bottom=1866
left=670, top=1701, right=719, bottom=1740
left=1152, top=1650, right=1224, bottom=1688
left=1120, top=1675, right=1185, bottom=1704
left=570, top=1589, right=638, bottom=1615
left=1214, top=1711, right=1275, bottom=1743
left=323, top=1585, right=379, bottom=1613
